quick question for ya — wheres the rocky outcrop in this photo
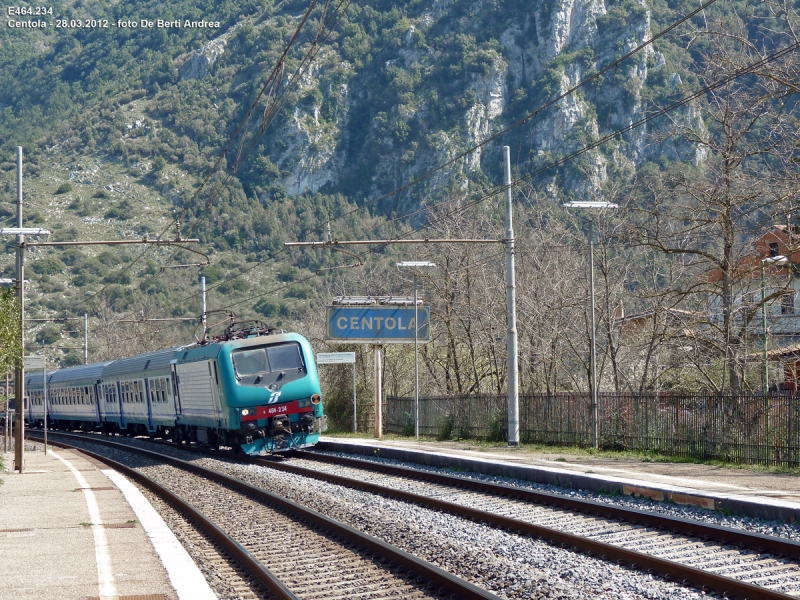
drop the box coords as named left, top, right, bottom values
left=179, top=38, right=227, bottom=80
left=260, top=0, right=676, bottom=199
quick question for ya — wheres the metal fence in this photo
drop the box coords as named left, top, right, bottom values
left=385, top=393, right=800, bottom=467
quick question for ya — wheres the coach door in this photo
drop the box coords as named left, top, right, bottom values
left=144, top=378, right=154, bottom=431
left=93, top=383, right=101, bottom=424
left=170, top=361, right=182, bottom=415
left=116, top=381, right=125, bottom=428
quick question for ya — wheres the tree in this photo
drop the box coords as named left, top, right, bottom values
left=630, top=4, right=800, bottom=392
left=0, top=288, right=21, bottom=376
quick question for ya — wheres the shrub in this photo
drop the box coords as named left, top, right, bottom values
left=36, top=324, right=61, bottom=345
left=285, top=285, right=310, bottom=299
left=55, top=183, right=73, bottom=194
left=104, top=199, right=134, bottom=220
left=486, top=410, right=507, bottom=442
left=402, top=412, right=414, bottom=437
left=32, top=256, right=66, bottom=275
left=436, top=413, right=454, bottom=441
left=201, top=265, right=224, bottom=283
left=255, top=299, right=280, bottom=318
left=61, top=352, right=83, bottom=367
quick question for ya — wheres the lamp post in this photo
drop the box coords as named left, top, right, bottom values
left=761, top=255, right=788, bottom=396
left=563, top=201, right=618, bottom=449
left=397, top=261, right=435, bottom=438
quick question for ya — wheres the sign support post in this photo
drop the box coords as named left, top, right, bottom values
left=373, top=344, right=382, bottom=438
left=353, top=360, right=357, bottom=433
left=43, top=364, right=47, bottom=455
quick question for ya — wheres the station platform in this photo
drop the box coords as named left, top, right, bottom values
left=318, top=436, right=800, bottom=523
left=0, top=439, right=215, bottom=600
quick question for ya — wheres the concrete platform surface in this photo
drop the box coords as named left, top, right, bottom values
left=0, top=440, right=215, bottom=600
left=319, top=436, right=800, bottom=523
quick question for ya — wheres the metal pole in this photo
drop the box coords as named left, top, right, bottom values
left=4, top=372, right=8, bottom=452
left=374, top=344, right=382, bottom=438
left=353, top=360, right=357, bottom=434
left=43, top=365, right=47, bottom=455
left=414, top=274, right=420, bottom=438
left=14, top=146, right=25, bottom=472
left=589, top=218, right=598, bottom=449
left=761, top=260, right=770, bottom=433
left=83, top=313, right=88, bottom=365
left=503, top=146, right=519, bottom=446
left=201, top=276, right=207, bottom=341
left=762, top=260, right=768, bottom=396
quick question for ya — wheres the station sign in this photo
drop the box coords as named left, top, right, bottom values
left=316, top=352, right=356, bottom=364
left=23, top=356, right=45, bottom=370
left=326, top=305, right=430, bottom=343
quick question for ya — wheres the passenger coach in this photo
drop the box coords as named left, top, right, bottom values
left=25, top=325, right=326, bottom=455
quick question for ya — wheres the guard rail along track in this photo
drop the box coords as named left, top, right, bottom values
left=30, top=433, right=500, bottom=600
left=263, top=450, right=800, bottom=600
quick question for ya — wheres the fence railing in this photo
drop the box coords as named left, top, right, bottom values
left=385, top=393, right=800, bottom=467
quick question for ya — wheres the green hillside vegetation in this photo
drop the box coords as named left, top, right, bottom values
left=0, top=0, right=797, bottom=418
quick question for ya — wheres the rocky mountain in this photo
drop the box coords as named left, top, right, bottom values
left=0, top=0, right=767, bottom=367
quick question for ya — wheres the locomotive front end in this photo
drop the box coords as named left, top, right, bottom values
left=221, top=333, right=326, bottom=454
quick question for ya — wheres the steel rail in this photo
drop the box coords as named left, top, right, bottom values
left=248, top=451, right=800, bottom=600
left=301, top=451, right=800, bottom=559
left=29, top=432, right=501, bottom=600
left=38, top=436, right=298, bottom=600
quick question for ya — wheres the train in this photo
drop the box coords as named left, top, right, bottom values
left=21, top=321, right=327, bottom=455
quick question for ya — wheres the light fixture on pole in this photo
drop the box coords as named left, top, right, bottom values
left=761, top=255, right=788, bottom=397
left=397, top=261, right=435, bottom=438
left=563, top=201, right=618, bottom=450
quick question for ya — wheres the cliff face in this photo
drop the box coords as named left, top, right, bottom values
left=256, top=0, right=669, bottom=203
left=0, top=0, right=698, bottom=213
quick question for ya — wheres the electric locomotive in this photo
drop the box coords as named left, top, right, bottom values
left=25, top=321, right=327, bottom=454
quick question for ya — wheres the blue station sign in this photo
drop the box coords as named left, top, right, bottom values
left=326, top=305, right=430, bottom=343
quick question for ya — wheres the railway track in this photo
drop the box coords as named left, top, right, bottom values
left=34, top=431, right=800, bottom=598
left=30, top=433, right=499, bottom=600
left=269, top=451, right=800, bottom=600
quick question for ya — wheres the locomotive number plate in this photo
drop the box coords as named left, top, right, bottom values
left=242, top=400, right=312, bottom=421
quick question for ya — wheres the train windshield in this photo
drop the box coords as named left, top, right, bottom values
left=232, top=343, right=304, bottom=377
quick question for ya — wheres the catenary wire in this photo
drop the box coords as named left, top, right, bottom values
left=126, top=0, right=737, bottom=311
left=205, top=39, right=800, bottom=312
left=61, top=5, right=797, bottom=336
left=58, top=0, right=330, bottom=314
left=60, top=0, right=720, bottom=319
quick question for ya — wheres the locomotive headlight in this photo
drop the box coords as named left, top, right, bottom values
left=311, top=394, right=321, bottom=405
left=241, top=408, right=250, bottom=416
